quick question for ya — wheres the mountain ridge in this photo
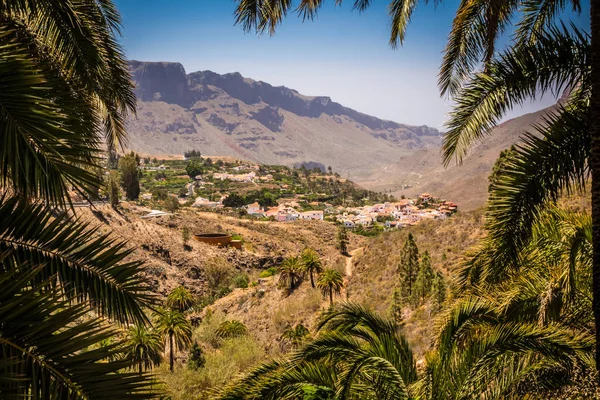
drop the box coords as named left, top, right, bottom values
left=128, top=60, right=441, bottom=136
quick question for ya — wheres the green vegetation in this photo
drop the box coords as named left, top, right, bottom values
left=167, top=286, right=195, bottom=313
left=280, top=324, right=310, bottom=350
left=108, top=170, right=121, bottom=208
left=182, top=227, right=191, bottom=248
left=259, top=267, right=278, bottom=278
left=124, top=325, right=163, bottom=375
left=232, top=273, right=250, bottom=289
left=278, top=256, right=305, bottom=294
left=0, top=0, right=157, bottom=397
left=187, top=341, right=206, bottom=370
left=185, top=158, right=203, bottom=178
left=215, top=320, right=248, bottom=339
left=1, top=0, right=597, bottom=398
left=398, top=233, right=419, bottom=299
left=155, top=307, right=193, bottom=372
left=337, top=226, right=349, bottom=255
left=301, top=248, right=324, bottom=288
left=119, top=151, right=141, bottom=200
left=136, top=156, right=393, bottom=214
left=316, top=269, right=345, bottom=307
left=221, top=0, right=599, bottom=398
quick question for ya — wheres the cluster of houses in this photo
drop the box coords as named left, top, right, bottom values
left=246, top=202, right=324, bottom=221
left=338, top=196, right=458, bottom=229
left=242, top=193, right=457, bottom=228
left=211, top=171, right=274, bottom=183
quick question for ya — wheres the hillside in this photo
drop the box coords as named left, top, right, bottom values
left=74, top=199, right=487, bottom=398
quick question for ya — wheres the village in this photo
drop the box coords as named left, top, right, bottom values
left=134, top=156, right=458, bottom=232
left=243, top=193, right=458, bottom=230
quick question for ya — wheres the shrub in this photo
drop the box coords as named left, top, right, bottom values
left=163, top=196, right=179, bottom=213
left=204, top=257, right=235, bottom=295
left=259, top=267, right=277, bottom=278
left=187, top=341, right=206, bottom=370
left=232, top=273, right=249, bottom=289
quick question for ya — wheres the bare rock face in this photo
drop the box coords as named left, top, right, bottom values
left=129, top=61, right=191, bottom=107
left=250, top=106, right=284, bottom=132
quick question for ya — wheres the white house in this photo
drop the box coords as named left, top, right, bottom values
left=299, top=210, right=324, bottom=221
left=343, top=220, right=356, bottom=229
left=247, top=202, right=264, bottom=216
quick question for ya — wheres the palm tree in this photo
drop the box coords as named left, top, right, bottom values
left=317, top=269, right=344, bottom=307
left=216, top=208, right=594, bottom=398
left=0, top=266, right=155, bottom=398
left=167, top=285, right=195, bottom=312
left=301, top=248, right=324, bottom=288
left=155, top=308, right=193, bottom=372
left=217, top=298, right=592, bottom=399
left=124, top=325, right=163, bottom=375
left=278, top=256, right=305, bottom=293
left=280, top=323, right=310, bottom=350
left=215, top=320, right=249, bottom=339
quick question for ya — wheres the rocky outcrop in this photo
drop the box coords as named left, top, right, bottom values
left=129, top=61, right=191, bottom=107
left=250, top=106, right=284, bottom=132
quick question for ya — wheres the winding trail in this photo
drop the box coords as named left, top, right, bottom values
left=345, top=247, right=363, bottom=278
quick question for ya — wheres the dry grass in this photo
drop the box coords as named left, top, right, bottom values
left=347, top=210, right=486, bottom=356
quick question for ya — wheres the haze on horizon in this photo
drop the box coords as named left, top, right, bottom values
left=114, top=0, right=590, bottom=129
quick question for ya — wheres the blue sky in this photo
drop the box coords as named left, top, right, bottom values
left=114, top=0, right=590, bottom=128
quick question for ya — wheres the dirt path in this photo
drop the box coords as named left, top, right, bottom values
left=345, top=247, right=363, bottom=277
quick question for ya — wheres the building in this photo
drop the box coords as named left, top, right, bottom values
left=247, top=202, right=264, bottom=216
left=299, top=210, right=324, bottom=221
left=343, top=220, right=356, bottom=229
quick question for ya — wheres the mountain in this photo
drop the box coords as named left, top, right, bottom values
left=126, top=60, right=555, bottom=210
left=125, top=60, right=441, bottom=172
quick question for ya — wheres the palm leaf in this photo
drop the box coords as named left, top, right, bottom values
left=460, top=98, right=589, bottom=284
left=443, top=24, right=589, bottom=166
left=0, top=263, right=156, bottom=399
left=0, top=196, right=155, bottom=325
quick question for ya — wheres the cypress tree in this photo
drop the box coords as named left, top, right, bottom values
left=413, top=251, right=434, bottom=306
left=337, top=227, right=349, bottom=255
left=432, top=271, right=447, bottom=311
left=118, top=151, right=140, bottom=200
left=398, top=233, right=419, bottom=299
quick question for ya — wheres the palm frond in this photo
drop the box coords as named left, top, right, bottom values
left=443, top=24, right=589, bottom=166
left=0, top=196, right=155, bottom=325
left=517, top=0, right=582, bottom=44
left=0, top=263, right=156, bottom=399
left=460, top=98, right=590, bottom=284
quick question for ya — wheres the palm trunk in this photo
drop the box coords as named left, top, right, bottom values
left=169, top=333, right=174, bottom=372
left=592, top=0, right=600, bottom=372
left=139, top=361, right=142, bottom=376
left=310, top=271, right=315, bottom=288
left=329, top=287, right=333, bottom=307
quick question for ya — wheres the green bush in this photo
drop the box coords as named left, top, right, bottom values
left=188, top=341, right=206, bottom=370
left=232, top=273, right=249, bottom=289
left=259, top=267, right=277, bottom=278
